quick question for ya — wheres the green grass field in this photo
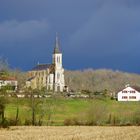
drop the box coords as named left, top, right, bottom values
left=4, top=97, right=140, bottom=125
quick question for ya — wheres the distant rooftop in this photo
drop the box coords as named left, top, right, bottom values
left=131, top=86, right=140, bottom=92
left=31, top=64, right=52, bottom=71
left=27, top=76, right=36, bottom=81
left=118, top=85, right=140, bottom=93
left=0, top=76, right=17, bottom=81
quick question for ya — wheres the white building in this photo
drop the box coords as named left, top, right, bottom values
left=26, top=34, right=66, bottom=92
left=0, top=77, right=18, bottom=91
left=117, top=85, right=140, bottom=101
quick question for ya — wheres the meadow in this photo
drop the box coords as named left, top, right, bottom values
left=0, top=126, right=140, bottom=140
left=4, top=97, right=140, bottom=126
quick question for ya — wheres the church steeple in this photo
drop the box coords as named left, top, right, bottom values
left=53, top=33, right=61, bottom=54
left=52, top=33, right=65, bottom=92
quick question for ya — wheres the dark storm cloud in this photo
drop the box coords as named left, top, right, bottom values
left=0, top=0, right=140, bottom=72
left=70, top=0, right=140, bottom=55
left=0, top=20, right=48, bottom=43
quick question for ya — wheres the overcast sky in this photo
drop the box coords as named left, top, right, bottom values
left=0, top=0, right=140, bottom=73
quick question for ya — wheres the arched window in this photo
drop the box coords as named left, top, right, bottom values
left=59, top=56, right=61, bottom=63
left=57, top=73, right=60, bottom=81
left=56, top=56, right=61, bottom=64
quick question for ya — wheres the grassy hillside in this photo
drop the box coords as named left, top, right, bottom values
left=65, top=69, right=140, bottom=92
left=4, top=97, right=140, bottom=126
left=5, top=98, right=91, bottom=125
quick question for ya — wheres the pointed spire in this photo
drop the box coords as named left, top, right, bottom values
left=53, top=33, right=61, bottom=54
left=55, top=32, right=59, bottom=49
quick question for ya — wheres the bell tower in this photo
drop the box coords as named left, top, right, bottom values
left=52, top=34, right=65, bottom=92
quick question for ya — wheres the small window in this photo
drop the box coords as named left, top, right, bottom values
left=129, top=96, right=136, bottom=99
left=122, top=90, right=127, bottom=93
left=122, top=96, right=127, bottom=99
left=59, top=57, right=61, bottom=63
left=130, top=91, right=136, bottom=93
left=57, top=57, right=59, bottom=63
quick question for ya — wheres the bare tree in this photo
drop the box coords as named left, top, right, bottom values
left=0, top=57, right=9, bottom=72
left=0, top=97, right=7, bottom=127
left=65, top=69, right=140, bottom=93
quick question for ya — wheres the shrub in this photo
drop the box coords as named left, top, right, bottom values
left=133, top=110, right=140, bottom=125
left=64, top=118, right=74, bottom=126
left=64, top=102, right=109, bottom=126
left=109, top=115, right=120, bottom=126
left=24, top=119, right=32, bottom=126
left=8, top=118, right=21, bottom=126
left=84, top=102, right=108, bottom=125
left=64, top=117, right=84, bottom=126
left=37, top=119, right=43, bottom=126
left=0, top=118, right=9, bottom=128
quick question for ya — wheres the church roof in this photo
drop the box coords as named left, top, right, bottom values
left=53, top=33, right=61, bottom=54
left=31, top=64, right=52, bottom=71
left=27, top=76, right=35, bottom=81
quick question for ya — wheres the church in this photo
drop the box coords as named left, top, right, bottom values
left=26, top=35, right=65, bottom=92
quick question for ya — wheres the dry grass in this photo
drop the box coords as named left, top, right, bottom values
left=0, top=126, right=140, bottom=140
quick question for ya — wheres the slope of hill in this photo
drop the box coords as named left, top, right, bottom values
left=65, top=69, right=140, bottom=92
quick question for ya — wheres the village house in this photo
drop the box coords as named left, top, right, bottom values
left=117, top=85, right=140, bottom=101
left=26, top=35, right=66, bottom=92
left=0, top=77, right=18, bottom=92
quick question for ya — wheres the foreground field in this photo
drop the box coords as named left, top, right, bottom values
left=0, top=126, right=140, bottom=140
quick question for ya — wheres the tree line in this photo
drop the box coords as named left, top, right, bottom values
left=65, top=69, right=140, bottom=93
left=1, top=57, right=140, bottom=94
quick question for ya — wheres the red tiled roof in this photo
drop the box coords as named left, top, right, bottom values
left=0, top=77, right=17, bottom=81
